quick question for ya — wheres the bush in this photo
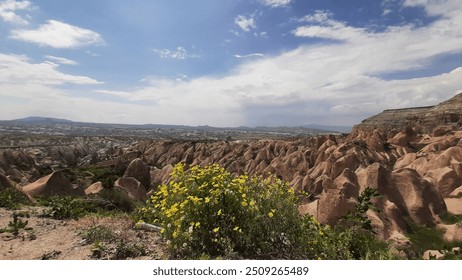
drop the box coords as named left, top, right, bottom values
left=81, top=225, right=146, bottom=260
left=136, top=163, right=392, bottom=259
left=0, top=187, right=31, bottom=210
left=66, top=166, right=122, bottom=189
left=406, top=222, right=462, bottom=259
left=137, top=163, right=317, bottom=259
left=40, top=196, right=87, bottom=220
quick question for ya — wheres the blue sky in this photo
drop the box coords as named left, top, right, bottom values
left=1, top=0, right=461, bottom=127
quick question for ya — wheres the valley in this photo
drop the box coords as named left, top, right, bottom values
left=1, top=93, right=462, bottom=259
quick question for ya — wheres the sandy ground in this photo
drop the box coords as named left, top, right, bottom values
left=0, top=207, right=165, bottom=260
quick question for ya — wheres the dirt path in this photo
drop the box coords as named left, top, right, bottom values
left=0, top=207, right=165, bottom=260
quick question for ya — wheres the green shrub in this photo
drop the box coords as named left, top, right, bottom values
left=66, top=166, right=122, bottom=188
left=136, top=163, right=392, bottom=259
left=137, top=163, right=318, bottom=259
left=81, top=225, right=146, bottom=260
left=95, top=189, right=137, bottom=213
left=81, top=225, right=116, bottom=243
left=439, top=212, right=462, bottom=225
left=0, top=187, right=31, bottom=210
left=406, top=222, right=462, bottom=259
left=40, top=196, right=86, bottom=220
left=0, top=212, right=33, bottom=236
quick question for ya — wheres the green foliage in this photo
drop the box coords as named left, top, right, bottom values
left=439, top=248, right=462, bottom=260
left=339, top=187, right=381, bottom=232
left=39, top=193, right=137, bottom=220
left=137, top=163, right=314, bottom=259
left=40, top=196, right=87, bottom=220
left=94, top=189, right=137, bottom=213
left=408, top=223, right=446, bottom=257
left=66, top=166, right=122, bottom=188
left=0, top=212, right=33, bottom=236
left=136, top=163, right=392, bottom=260
left=81, top=225, right=145, bottom=260
left=439, top=212, right=462, bottom=225
left=82, top=225, right=116, bottom=243
left=406, top=222, right=462, bottom=259
left=0, top=186, right=31, bottom=210
left=311, top=187, right=391, bottom=260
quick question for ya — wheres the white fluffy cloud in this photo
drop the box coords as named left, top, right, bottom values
left=0, top=53, right=100, bottom=87
left=0, top=0, right=31, bottom=24
left=260, top=0, right=291, bottom=8
left=10, top=20, right=104, bottom=48
left=235, top=15, right=256, bottom=32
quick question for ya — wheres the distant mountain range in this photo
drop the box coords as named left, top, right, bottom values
left=2, top=116, right=351, bottom=134
left=12, top=116, right=76, bottom=124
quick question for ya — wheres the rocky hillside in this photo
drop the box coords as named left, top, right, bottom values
left=1, top=93, right=462, bottom=251
left=353, top=92, right=462, bottom=133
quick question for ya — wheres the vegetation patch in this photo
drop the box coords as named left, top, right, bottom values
left=0, top=187, right=31, bottom=210
left=0, top=212, right=33, bottom=237
left=406, top=221, right=462, bottom=259
left=65, top=166, right=123, bottom=189
left=439, top=212, right=462, bottom=225
left=38, top=193, right=137, bottom=220
left=81, top=225, right=146, bottom=260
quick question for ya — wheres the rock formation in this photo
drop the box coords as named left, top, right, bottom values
left=353, top=92, right=462, bottom=133
left=21, top=170, right=84, bottom=198
left=114, top=177, right=147, bottom=202
left=123, top=158, right=151, bottom=190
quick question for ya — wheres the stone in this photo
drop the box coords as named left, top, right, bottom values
left=444, top=197, right=462, bottom=215
left=124, top=158, right=151, bottom=189
left=450, top=186, right=462, bottom=197
left=85, top=181, right=104, bottom=195
left=423, top=250, right=445, bottom=260
left=0, top=172, right=13, bottom=190
left=355, top=163, right=391, bottom=194
left=21, top=171, right=84, bottom=198
left=150, top=164, right=174, bottom=187
left=432, top=126, right=454, bottom=137
left=390, top=168, right=446, bottom=225
left=114, top=177, right=147, bottom=202
left=425, top=167, right=462, bottom=197
left=317, top=169, right=359, bottom=225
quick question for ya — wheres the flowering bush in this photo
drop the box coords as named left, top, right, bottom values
left=136, top=163, right=392, bottom=259
left=137, top=163, right=316, bottom=259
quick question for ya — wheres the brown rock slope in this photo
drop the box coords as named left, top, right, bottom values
left=353, top=92, right=462, bottom=134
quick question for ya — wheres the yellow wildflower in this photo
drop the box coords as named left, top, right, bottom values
left=213, top=227, right=220, bottom=233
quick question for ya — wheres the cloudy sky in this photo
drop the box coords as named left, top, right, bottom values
left=1, top=0, right=461, bottom=127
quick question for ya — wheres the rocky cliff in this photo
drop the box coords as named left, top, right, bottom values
left=353, top=92, right=462, bottom=134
